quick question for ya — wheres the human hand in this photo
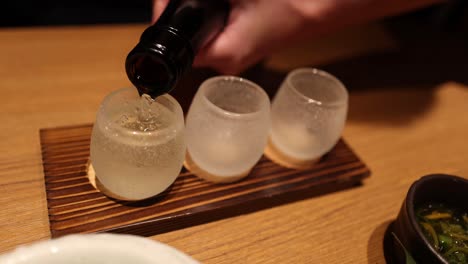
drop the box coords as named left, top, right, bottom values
left=153, top=0, right=330, bottom=74
left=153, top=0, right=445, bottom=74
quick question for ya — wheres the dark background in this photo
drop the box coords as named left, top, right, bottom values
left=0, top=0, right=152, bottom=27
left=0, top=0, right=466, bottom=30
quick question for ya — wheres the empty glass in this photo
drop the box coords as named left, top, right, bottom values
left=90, top=88, right=185, bottom=200
left=185, top=76, right=270, bottom=183
left=265, top=68, right=348, bottom=169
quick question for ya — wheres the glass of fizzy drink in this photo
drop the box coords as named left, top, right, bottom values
left=90, top=88, right=185, bottom=201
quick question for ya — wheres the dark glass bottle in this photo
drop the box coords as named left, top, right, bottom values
left=126, top=0, right=230, bottom=98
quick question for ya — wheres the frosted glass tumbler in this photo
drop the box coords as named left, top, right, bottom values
left=90, top=88, right=185, bottom=201
left=266, top=68, right=348, bottom=169
left=185, top=76, right=270, bottom=183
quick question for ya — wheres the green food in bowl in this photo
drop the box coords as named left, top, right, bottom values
left=416, top=203, right=468, bottom=263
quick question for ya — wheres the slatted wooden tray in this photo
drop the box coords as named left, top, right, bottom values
left=40, top=124, right=370, bottom=238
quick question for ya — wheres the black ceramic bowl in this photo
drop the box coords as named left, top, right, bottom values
left=384, top=174, right=468, bottom=264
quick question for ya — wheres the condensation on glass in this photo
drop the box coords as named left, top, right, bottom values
left=185, top=76, right=270, bottom=183
left=266, top=68, right=348, bottom=169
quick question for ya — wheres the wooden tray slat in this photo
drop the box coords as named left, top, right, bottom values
left=40, top=124, right=370, bottom=237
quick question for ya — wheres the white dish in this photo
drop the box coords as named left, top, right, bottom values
left=0, top=234, right=199, bottom=264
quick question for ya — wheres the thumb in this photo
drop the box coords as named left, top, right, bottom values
left=193, top=4, right=270, bottom=74
left=152, top=0, right=170, bottom=24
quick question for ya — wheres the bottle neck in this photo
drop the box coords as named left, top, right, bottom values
left=155, top=0, right=230, bottom=52
left=126, top=0, right=230, bottom=98
left=126, top=26, right=194, bottom=98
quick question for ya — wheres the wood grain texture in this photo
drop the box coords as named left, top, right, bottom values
left=40, top=124, right=369, bottom=238
left=1, top=23, right=468, bottom=263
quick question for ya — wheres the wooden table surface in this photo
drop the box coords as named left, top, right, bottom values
left=0, top=23, right=467, bottom=263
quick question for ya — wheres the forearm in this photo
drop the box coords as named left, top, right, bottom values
left=293, top=0, right=447, bottom=35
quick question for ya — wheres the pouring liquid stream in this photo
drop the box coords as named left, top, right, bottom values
left=117, top=94, right=163, bottom=132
